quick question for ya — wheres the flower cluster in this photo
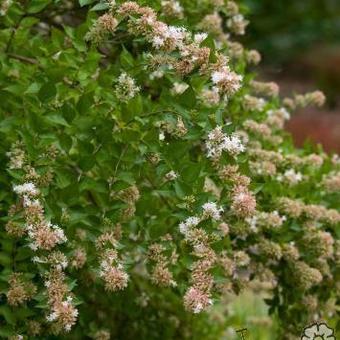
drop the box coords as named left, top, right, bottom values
left=0, top=0, right=12, bottom=16
left=283, top=90, right=326, bottom=110
left=45, top=270, right=78, bottom=333
left=230, top=185, right=256, bottom=217
left=227, top=14, right=249, bottom=35
left=148, top=242, right=177, bottom=287
left=277, top=168, right=303, bottom=186
left=12, top=181, right=66, bottom=250
left=6, top=273, right=37, bottom=306
left=7, top=157, right=77, bottom=334
left=161, top=0, right=183, bottom=18
left=250, top=80, right=280, bottom=97
left=179, top=201, right=227, bottom=313
left=114, top=72, right=140, bottom=102
left=205, top=126, right=245, bottom=160
left=322, top=171, right=340, bottom=193
left=85, top=13, right=118, bottom=44
left=243, top=94, right=266, bottom=111
left=211, top=64, right=243, bottom=97
left=6, top=142, right=26, bottom=169
left=96, top=231, right=129, bottom=292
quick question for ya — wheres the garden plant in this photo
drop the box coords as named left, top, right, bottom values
left=0, top=0, right=339, bottom=339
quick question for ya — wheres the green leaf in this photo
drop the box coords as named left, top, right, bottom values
left=55, top=168, right=73, bottom=188
left=0, top=306, right=16, bottom=325
left=0, top=253, right=11, bottom=266
left=28, top=0, right=52, bottom=13
left=91, top=2, right=110, bottom=11
left=0, top=325, right=13, bottom=337
left=177, top=87, right=196, bottom=108
left=120, top=48, right=134, bottom=69
left=79, top=0, right=95, bottom=6
left=38, top=82, right=56, bottom=102
left=45, top=114, right=70, bottom=127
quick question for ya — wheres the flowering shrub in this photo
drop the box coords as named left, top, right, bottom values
left=0, top=1, right=339, bottom=339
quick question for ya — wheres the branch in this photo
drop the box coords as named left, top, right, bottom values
left=7, top=53, right=39, bottom=65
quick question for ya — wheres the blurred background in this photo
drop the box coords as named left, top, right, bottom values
left=243, top=0, right=340, bottom=152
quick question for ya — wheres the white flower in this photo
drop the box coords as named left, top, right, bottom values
left=301, top=322, right=335, bottom=340
left=179, top=216, right=200, bottom=235
left=167, top=26, right=186, bottom=41
left=220, top=135, right=245, bottom=155
left=278, top=169, right=303, bottom=185
left=245, top=215, right=258, bottom=232
left=267, top=107, right=290, bottom=120
left=28, top=242, right=38, bottom=251
left=171, top=82, right=189, bottom=95
left=46, top=312, right=58, bottom=322
left=212, top=71, right=227, bottom=84
left=243, top=95, right=266, bottom=111
left=211, top=66, right=243, bottom=96
left=13, top=182, right=39, bottom=196
left=152, top=36, right=165, bottom=48
left=165, top=170, right=178, bottom=181
left=23, top=196, right=41, bottom=208
left=114, top=72, right=140, bottom=102
left=202, top=202, right=224, bottom=220
left=150, top=69, right=164, bottom=80
left=159, top=131, right=165, bottom=141
left=161, top=0, right=183, bottom=17
left=194, top=32, right=208, bottom=44
left=32, top=256, right=42, bottom=263
left=205, top=126, right=245, bottom=159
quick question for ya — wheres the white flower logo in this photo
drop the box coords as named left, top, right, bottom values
left=301, top=322, right=336, bottom=340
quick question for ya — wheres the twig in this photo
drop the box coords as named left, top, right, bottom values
left=7, top=53, right=39, bottom=65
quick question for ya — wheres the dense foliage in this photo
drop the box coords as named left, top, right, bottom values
left=0, top=1, right=339, bottom=339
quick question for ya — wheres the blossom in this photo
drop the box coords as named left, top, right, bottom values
left=246, top=49, right=261, bottom=65
left=243, top=95, right=266, bottom=111
left=227, top=14, right=249, bottom=35
left=0, top=0, right=12, bottom=16
left=114, top=72, right=140, bottom=102
left=161, top=0, right=183, bottom=18
left=6, top=142, right=25, bottom=169
left=13, top=182, right=39, bottom=196
left=211, top=66, right=243, bottom=96
left=27, top=222, right=67, bottom=251
left=183, top=287, right=213, bottom=313
left=231, top=186, right=256, bottom=217
left=220, top=135, right=245, bottom=155
left=46, top=296, right=78, bottom=332
left=206, top=126, right=245, bottom=159
left=194, top=32, right=208, bottom=44
left=171, top=82, right=189, bottom=95
left=100, top=265, right=129, bottom=291
left=201, top=87, right=220, bottom=106
left=152, top=25, right=187, bottom=50
left=179, top=216, right=200, bottom=235
left=250, top=80, right=279, bottom=97
left=165, top=170, right=178, bottom=181
left=277, top=169, right=303, bottom=185
left=149, top=69, right=164, bottom=80
left=85, top=13, right=118, bottom=44
left=202, top=202, right=223, bottom=220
